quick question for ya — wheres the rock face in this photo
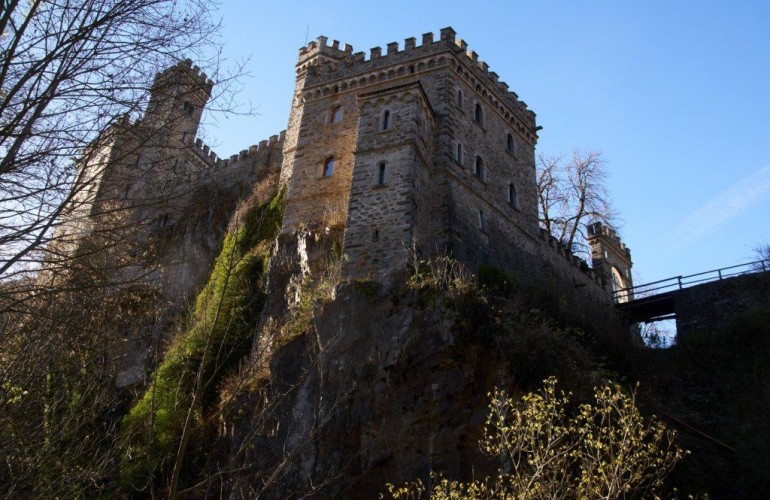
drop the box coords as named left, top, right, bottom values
left=227, top=285, right=511, bottom=499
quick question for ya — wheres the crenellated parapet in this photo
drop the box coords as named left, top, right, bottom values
left=538, top=228, right=604, bottom=287
left=152, top=58, right=214, bottom=96
left=588, top=222, right=633, bottom=300
left=588, top=222, right=632, bottom=263
left=214, top=131, right=285, bottom=168
left=293, top=27, right=538, bottom=145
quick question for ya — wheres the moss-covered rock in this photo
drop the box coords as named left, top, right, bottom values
left=119, top=188, right=284, bottom=489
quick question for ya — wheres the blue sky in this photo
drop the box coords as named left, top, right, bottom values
left=201, top=1, right=770, bottom=285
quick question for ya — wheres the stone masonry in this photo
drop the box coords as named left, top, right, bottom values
left=278, top=27, right=631, bottom=297
left=73, top=27, right=633, bottom=308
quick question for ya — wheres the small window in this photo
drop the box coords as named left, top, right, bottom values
left=508, top=183, right=520, bottom=209
left=477, top=209, right=485, bottom=231
left=182, top=101, right=194, bottom=116
left=330, top=106, right=342, bottom=124
left=474, top=156, right=484, bottom=180
left=372, top=229, right=380, bottom=242
left=323, top=156, right=335, bottom=177
left=475, top=103, right=483, bottom=125
left=457, top=89, right=464, bottom=108
left=377, top=162, right=386, bottom=185
left=455, top=143, right=463, bottom=163
left=382, top=110, right=391, bottom=130
left=507, top=134, right=514, bottom=154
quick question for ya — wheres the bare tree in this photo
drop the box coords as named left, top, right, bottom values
left=536, top=149, right=619, bottom=256
left=751, top=243, right=770, bottom=271
left=0, top=1, right=247, bottom=495
left=0, top=0, right=229, bottom=282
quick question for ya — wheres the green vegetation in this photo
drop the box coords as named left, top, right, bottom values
left=119, top=189, right=284, bottom=490
left=386, top=377, right=685, bottom=499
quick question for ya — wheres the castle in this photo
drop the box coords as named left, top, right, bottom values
left=68, top=27, right=633, bottom=308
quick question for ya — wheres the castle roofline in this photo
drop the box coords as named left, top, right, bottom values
left=295, top=27, right=538, bottom=143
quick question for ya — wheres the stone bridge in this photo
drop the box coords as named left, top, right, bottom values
left=616, top=260, right=770, bottom=337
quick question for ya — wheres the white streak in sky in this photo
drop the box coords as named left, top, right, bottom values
left=667, top=164, right=770, bottom=252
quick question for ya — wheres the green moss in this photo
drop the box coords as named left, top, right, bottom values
left=119, top=188, right=284, bottom=489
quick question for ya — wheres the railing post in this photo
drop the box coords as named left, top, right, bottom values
left=718, top=269, right=723, bottom=280
left=677, top=276, right=683, bottom=290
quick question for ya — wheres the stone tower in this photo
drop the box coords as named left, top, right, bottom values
left=143, top=58, right=213, bottom=144
left=279, top=28, right=541, bottom=281
left=588, top=222, right=634, bottom=301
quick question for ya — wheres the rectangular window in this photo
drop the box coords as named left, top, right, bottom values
left=455, top=143, right=463, bottom=163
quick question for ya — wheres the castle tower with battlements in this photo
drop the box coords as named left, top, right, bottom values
left=588, top=222, right=634, bottom=302
left=279, top=27, right=543, bottom=281
left=66, top=27, right=633, bottom=308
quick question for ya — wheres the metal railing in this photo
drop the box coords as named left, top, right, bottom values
left=614, top=258, right=770, bottom=302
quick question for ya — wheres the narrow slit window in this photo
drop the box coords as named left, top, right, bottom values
left=475, top=156, right=484, bottom=180
left=330, top=106, right=342, bottom=124
left=475, top=103, right=483, bottom=125
left=377, top=162, right=386, bottom=185
left=508, top=183, right=519, bottom=209
left=382, top=110, right=391, bottom=130
left=456, top=143, right=463, bottom=163
left=478, top=209, right=485, bottom=231
left=323, top=156, right=335, bottom=177
left=372, top=229, right=380, bottom=242
left=457, top=89, right=464, bottom=108
left=507, top=134, right=514, bottom=154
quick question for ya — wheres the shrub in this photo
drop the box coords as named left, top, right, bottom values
left=385, top=377, right=686, bottom=499
left=477, top=264, right=517, bottom=298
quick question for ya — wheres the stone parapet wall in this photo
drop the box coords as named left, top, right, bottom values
left=676, top=272, right=770, bottom=337
left=295, top=28, right=536, bottom=137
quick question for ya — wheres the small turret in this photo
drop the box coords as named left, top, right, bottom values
left=143, top=59, right=213, bottom=143
left=588, top=222, right=634, bottom=301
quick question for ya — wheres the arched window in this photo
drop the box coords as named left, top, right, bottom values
left=508, top=183, right=520, bottom=209
left=475, top=156, right=484, bottom=180
left=507, top=134, right=514, bottom=154
left=377, top=162, right=386, bottom=185
left=330, top=106, right=342, bottom=124
left=323, top=156, right=335, bottom=177
left=456, top=143, right=463, bottom=163
left=475, top=103, right=483, bottom=125
left=457, top=89, right=464, bottom=108
left=382, top=110, right=391, bottom=130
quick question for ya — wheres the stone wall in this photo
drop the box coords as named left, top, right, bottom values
left=676, top=271, right=770, bottom=337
